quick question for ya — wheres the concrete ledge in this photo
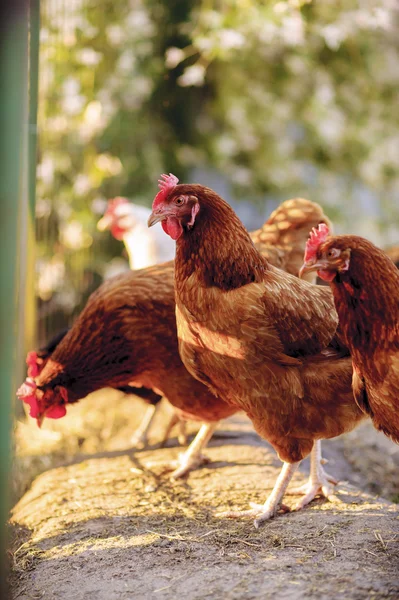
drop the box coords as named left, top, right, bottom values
left=9, top=419, right=399, bottom=599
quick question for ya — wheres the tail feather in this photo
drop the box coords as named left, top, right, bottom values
left=251, top=198, right=332, bottom=282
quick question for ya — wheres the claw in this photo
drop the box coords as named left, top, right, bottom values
left=130, top=432, right=149, bottom=450
left=217, top=501, right=291, bottom=528
left=170, top=452, right=210, bottom=479
left=294, top=479, right=338, bottom=511
left=216, top=461, right=299, bottom=528
left=170, top=422, right=217, bottom=479
left=288, top=441, right=339, bottom=511
left=287, top=473, right=337, bottom=497
left=216, top=507, right=260, bottom=519
left=216, top=443, right=339, bottom=528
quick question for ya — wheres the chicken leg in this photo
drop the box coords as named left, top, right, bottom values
left=131, top=403, right=189, bottom=450
left=218, top=461, right=298, bottom=528
left=218, top=441, right=338, bottom=528
left=287, top=440, right=338, bottom=510
left=159, top=412, right=188, bottom=447
left=170, top=422, right=218, bottom=479
left=130, top=403, right=159, bottom=448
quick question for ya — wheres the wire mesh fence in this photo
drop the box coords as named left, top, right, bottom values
left=34, top=0, right=399, bottom=351
left=36, top=0, right=98, bottom=347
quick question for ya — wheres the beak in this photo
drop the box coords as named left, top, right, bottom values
left=148, top=211, right=166, bottom=228
left=299, top=261, right=326, bottom=279
left=36, top=414, right=45, bottom=428
left=97, top=214, right=112, bottom=231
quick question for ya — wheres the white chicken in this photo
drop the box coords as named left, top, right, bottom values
left=97, top=196, right=184, bottom=448
left=97, top=197, right=175, bottom=269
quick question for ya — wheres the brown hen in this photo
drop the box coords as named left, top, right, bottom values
left=24, top=329, right=182, bottom=449
left=300, top=228, right=399, bottom=443
left=149, top=175, right=365, bottom=526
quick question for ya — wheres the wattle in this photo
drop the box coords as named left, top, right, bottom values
left=162, top=217, right=182, bottom=241
left=26, top=351, right=40, bottom=378
left=24, top=395, right=41, bottom=418
left=111, top=224, right=126, bottom=241
left=317, top=269, right=336, bottom=282
left=46, top=405, right=67, bottom=419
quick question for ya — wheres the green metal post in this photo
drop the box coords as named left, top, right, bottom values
left=0, top=0, right=30, bottom=594
left=29, top=1, right=40, bottom=217
left=21, top=0, right=40, bottom=368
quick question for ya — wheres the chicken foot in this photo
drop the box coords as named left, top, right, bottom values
left=286, top=440, right=338, bottom=510
left=170, top=422, right=218, bottom=479
left=217, top=461, right=298, bottom=528
left=218, top=441, right=338, bottom=528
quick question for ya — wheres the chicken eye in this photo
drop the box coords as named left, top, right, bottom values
left=327, top=248, right=341, bottom=258
left=175, top=196, right=185, bottom=205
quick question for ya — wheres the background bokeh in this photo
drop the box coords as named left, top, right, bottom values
left=6, top=0, right=399, bottom=546
left=36, top=0, right=399, bottom=341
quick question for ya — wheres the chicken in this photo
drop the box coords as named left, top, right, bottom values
left=17, top=263, right=237, bottom=477
left=97, top=197, right=175, bottom=269
left=148, top=174, right=365, bottom=526
left=19, top=196, right=331, bottom=479
left=300, top=225, right=399, bottom=443
left=24, top=330, right=178, bottom=449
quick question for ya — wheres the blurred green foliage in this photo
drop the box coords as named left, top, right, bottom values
left=36, top=0, right=399, bottom=338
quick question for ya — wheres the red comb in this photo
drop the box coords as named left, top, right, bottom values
left=304, top=223, right=330, bottom=262
left=26, top=351, right=43, bottom=378
left=17, top=378, right=40, bottom=418
left=152, top=173, right=179, bottom=209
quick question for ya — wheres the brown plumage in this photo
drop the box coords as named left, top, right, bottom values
left=27, top=328, right=173, bottom=447
left=19, top=196, right=331, bottom=478
left=300, top=233, right=399, bottom=443
left=251, top=197, right=332, bottom=282
left=149, top=178, right=365, bottom=525
left=31, top=329, right=162, bottom=406
left=29, top=264, right=236, bottom=423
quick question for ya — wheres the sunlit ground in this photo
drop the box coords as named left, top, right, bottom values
left=13, top=388, right=193, bottom=503
left=13, top=387, right=399, bottom=507
left=10, top=405, right=399, bottom=599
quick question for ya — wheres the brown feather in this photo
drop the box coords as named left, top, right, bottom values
left=168, top=185, right=365, bottom=463
left=315, top=235, right=399, bottom=443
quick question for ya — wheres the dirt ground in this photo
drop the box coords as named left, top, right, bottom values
left=9, top=394, right=399, bottom=599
